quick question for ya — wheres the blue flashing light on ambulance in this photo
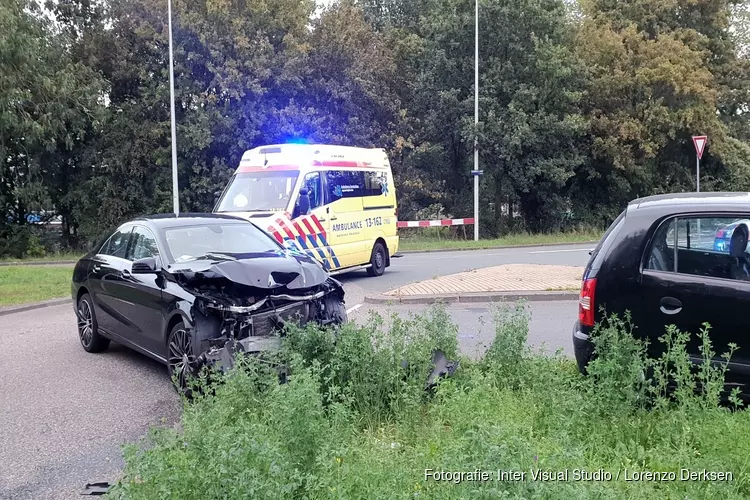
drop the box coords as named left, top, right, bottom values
left=213, top=144, right=399, bottom=276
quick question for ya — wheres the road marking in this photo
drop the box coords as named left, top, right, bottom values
left=529, top=249, right=591, bottom=254
left=346, top=304, right=363, bottom=315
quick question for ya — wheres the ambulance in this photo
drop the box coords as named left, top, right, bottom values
left=213, top=143, right=399, bottom=276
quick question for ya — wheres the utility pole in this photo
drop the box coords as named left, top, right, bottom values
left=168, top=0, right=179, bottom=215
left=473, top=0, right=479, bottom=241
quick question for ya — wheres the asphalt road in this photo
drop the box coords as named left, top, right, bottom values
left=346, top=300, right=579, bottom=359
left=0, top=245, right=589, bottom=499
left=0, top=305, right=182, bottom=500
left=336, top=243, right=593, bottom=301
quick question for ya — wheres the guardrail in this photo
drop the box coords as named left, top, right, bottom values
left=397, top=218, right=475, bottom=228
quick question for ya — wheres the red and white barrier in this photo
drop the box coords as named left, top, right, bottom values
left=397, top=218, right=475, bottom=228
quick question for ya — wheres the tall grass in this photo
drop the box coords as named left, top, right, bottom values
left=111, top=304, right=750, bottom=499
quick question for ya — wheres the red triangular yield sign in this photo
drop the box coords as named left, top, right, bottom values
left=692, top=135, right=708, bottom=160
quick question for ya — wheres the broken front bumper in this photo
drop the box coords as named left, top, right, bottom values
left=195, top=299, right=312, bottom=373
left=197, top=336, right=284, bottom=373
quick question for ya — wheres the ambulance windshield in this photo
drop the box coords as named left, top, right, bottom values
left=216, top=171, right=299, bottom=213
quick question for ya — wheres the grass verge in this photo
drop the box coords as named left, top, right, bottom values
left=399, top=229, right=602, bottom=252
left=0, top=266, right=72, bottom=306
left=0, top=251, right=82, bottom=263
left=110, top=305, right=750, bottom=499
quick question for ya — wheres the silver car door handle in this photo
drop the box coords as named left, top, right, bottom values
left=659, top=296, right=682, bottom=315
left=93, top=264, right=102, bottom=272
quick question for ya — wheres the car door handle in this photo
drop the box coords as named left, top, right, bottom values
left=660, top=296, right=682, bottom=315
left=121, top=268, right=131, bottom=278
left=330, top=217, right=338, bottom=221
left=93, top=264, right=102, bottom=272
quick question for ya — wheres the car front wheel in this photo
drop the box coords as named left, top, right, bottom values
left=167, top=321, right=196, bottom=394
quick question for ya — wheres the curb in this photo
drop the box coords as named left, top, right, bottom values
left=364, top=290, right=580, bottom=305
left=397, top=240, right=598, bottom=254
left=0, top=260, right=77, bottom=267
left=0, top=297, right=71, bottom=316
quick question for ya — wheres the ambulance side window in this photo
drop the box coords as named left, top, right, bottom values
left=363, top=171, right=388, bottom=197
left=325, top=170, right=365, bottom=203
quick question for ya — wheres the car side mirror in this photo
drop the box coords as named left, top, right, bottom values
left=132, top=256, right=158, bottom=274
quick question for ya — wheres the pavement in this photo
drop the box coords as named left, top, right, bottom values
left=0, top=243, right=592, bottom=499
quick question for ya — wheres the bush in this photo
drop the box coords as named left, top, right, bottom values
left=23, top=233, right=47, bottom=258
left=0, top=224, right=32, bottom=258
left=0, top=224, right=56, bottom=258
left=110, top=305, right=750, bottom=499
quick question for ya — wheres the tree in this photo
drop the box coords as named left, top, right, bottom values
left=0, top=0, right=102, bottom=255
left=268, top=0, right=400, bottom=147
left=476, top=0, right=586, bottom=232
left=375, top=0, right=586, bottom=232
left=571, top=0, right=750, bottom=224
left=53, top=0, right=318, bottom=242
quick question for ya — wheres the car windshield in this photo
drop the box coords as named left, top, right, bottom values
left=215, top=171, right=299, bottom=212
left=163, top=223, right=280, bottom=263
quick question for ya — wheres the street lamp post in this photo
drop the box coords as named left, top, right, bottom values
left=473, top=0, right=479, bottom=241
left=168, top=0, right=179, bottom=215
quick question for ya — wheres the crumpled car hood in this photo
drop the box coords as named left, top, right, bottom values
left=165, top=250, right=329, bottom=289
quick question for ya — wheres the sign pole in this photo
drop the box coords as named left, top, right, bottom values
left=696, top=155, right=700, bottom=193
left=697, top=153, right=701, bottom=245
left=692, top=135, right=707, bottom=194
left=692, top=135, right=707, bottom=245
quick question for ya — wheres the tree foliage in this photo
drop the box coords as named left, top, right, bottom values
left=0, top=0, right=748, bottom=255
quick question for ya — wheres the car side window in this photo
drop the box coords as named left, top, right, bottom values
left=127, top=226, right=160, bottom=261
left=646, top=216, right=750, bottom=281
left=645, top=219, right=676, bottom=272
left=99, top=228, right=133, bottom=259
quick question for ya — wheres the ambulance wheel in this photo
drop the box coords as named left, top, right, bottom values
left=367, top=242, right=387, bottom=277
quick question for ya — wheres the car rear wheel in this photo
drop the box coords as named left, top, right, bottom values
left=77, top=294, right=110, bottom=353
left=167, top=322, right=196, bottom=394
left=366, top=242, right=387, bottom=277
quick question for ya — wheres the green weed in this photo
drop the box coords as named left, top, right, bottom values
left=110, top=305, right=750, bottom=499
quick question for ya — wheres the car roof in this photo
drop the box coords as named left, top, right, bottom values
left=628, top=192, right=750, bottom=213
left=131, top=213, right=248, bottom=228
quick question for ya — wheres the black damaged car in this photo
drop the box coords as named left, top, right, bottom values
left=71, top=213, right=347, bottom=390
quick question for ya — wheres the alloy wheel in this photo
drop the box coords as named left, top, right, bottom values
left=168, top=328, right=195, bottom=390
left=77, top=300, right=94, bottom=347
